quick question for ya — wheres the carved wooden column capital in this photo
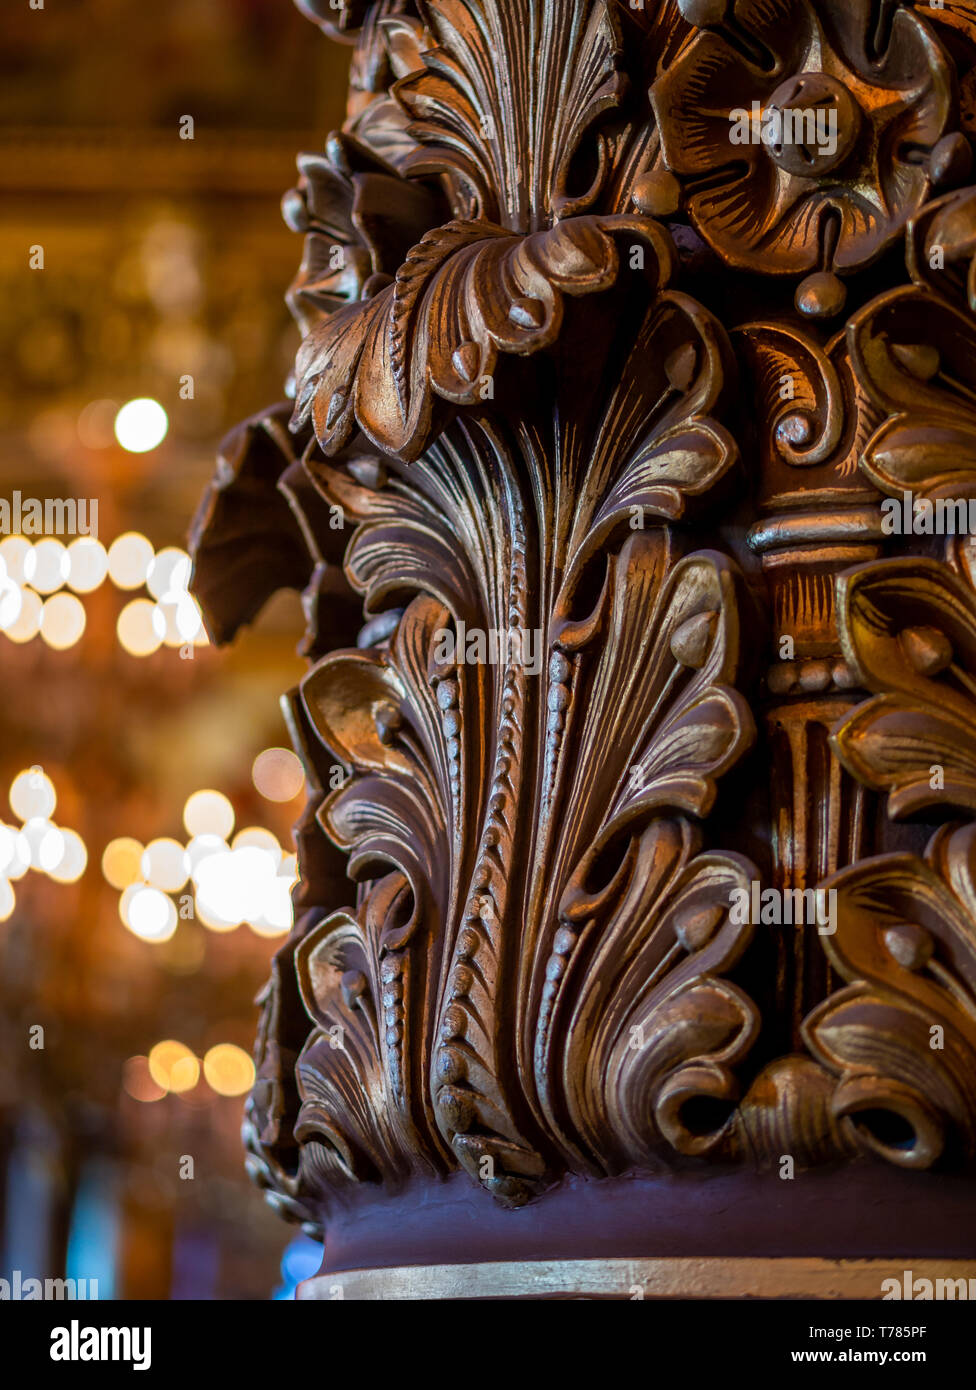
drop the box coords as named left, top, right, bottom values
left=190, top=0, right=976, bottom=1295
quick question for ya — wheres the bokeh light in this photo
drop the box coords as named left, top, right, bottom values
left=0, top=581, right=24, bottom=631
left=156, top=603, right=183, bottom=649
left=184, top=833, right=229, bottom=880
left=66, top=537, right=108, bottom=593
left=114, top=398, right=169, bottom=453
left=117, top=598, right=165, bottom=656
left=146, top=547, right=191, bottom=601
left=40, top=593, right=86, bottom=649
left=249, top=876, right=294, bottom=938
left=107, top=533, right=155, bottom=590
left=3, top=587, right=42, bottom=643
left=3, top=829, right=31, bottom=881
left=202, top=1044, right=254, bottom=1097
left=231, top=826, right=280, bottom=862
left=121, top=1055, right=166, bottom=1104
left=23, top=538, right=69, bottom=594
left=173, top=593, right=204, bottom=642
left=194, top=895, right=240, bottom=934
left=0, top=825, right=21, bottom=875
left=10, top=767, right=57, bottom=821
left=252, top=747, right=305, bottom=802
left=0, top=536, right=31, bottom=586
left=77, top=398, right=120, bottom=451
left=22, top=818, right=65, bottom=872
left=141, top=837, right=188, bottom=892
left=183, top=790, right=234, bottom=840
left=124, top=886, right=178, bottom=943
left=102, top=837, right=145, bottom=890
left=47, top=828, right=88, bottom=884
left=147, top=1040, right=199, bottom=1094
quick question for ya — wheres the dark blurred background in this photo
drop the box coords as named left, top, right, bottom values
left=0, top=0, right=349, bottom=1299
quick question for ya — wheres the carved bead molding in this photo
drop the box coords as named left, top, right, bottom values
left=189, top=0, right=976, bottom=1231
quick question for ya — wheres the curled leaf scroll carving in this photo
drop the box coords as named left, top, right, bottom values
left=190, top=0, right=976, bottom=1230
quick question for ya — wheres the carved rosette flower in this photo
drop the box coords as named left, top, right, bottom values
left=651, top=0, right=952, bottom=279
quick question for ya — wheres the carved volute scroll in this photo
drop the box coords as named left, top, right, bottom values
left=190, top=0, right=976, bottom=1246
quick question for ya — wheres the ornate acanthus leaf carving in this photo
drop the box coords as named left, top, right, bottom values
left=393, top=0, right=627, bottom=230
left=847, top=284, right=976, bottom=501
left=243, top=907, right=331, bottom=1238
left=536, top=819, right=759, bottom=1172
left=301, top=598, right=454, bottom=952
left=283, top=397, right=756, bottom=1203
left=293, top=903, right=443, bottom=1186
left=189, top=404, right=354, bottom=647
left=287, top=0, right=711, bottom=464
left=734, top=319, right=889, bottom=485
left=907, top=185, right=976, bottom=310
left=291, top=213, right=674, bottom=461
left=185, top=0, right=976, bottom=1241
left=531, top=534, right=759, bottom=1171
left=831, top=557, right=976, bottom=818
left=282, top=132, right=444, bottom=337
left=804, top=824, right=976, bottom=1169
